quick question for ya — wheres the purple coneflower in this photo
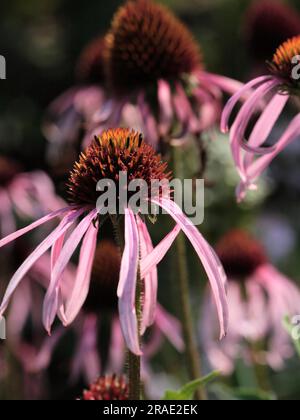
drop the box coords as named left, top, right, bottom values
left=201, top=230, right=300, bottom=374
left=0, top=128, right=228, bottom=356
left=222, top=35, right=300, bottom=201
left=93, top=0, right=241, bottom=148
left=80, top=374, right=128, bottom=400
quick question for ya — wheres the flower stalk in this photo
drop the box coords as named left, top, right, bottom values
left=172, top=145, right=207, bottom=401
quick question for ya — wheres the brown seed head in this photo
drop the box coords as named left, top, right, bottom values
left=67, top=128, right=171, bottom=206
left=216, top=230, right=267, bottom=280
left=104, top=0, right=202, bottom=93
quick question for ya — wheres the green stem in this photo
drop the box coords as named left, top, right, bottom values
left=172, top=146, right=207, bottom=401
left=111, top=215, right=142, bottom=400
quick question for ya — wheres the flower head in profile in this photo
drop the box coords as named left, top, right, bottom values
left=80, top=375, right=129, bottom=400
left=201, top=230, right=300, bottom=374
left=222, top=35, right=300, bottom=202
left=90, top=0, right=241, bottom=148
left=0, top=128, right=228, bottom=356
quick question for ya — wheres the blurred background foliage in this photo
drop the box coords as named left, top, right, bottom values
left=1, top=0, right=300, bottom=400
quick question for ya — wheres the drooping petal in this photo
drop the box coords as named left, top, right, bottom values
left=118, top=208, right=142, bottom=356
left=0, top=209, right=83, bottom=316
left=64, top=222, right=99, bottom=325
left=136, top=216, right=158, bottom=334
left=43, top=209, right=97, bottom=333
left=151, top=198, right=228, bottom=339
left=155, top=304, right=185, bottom=352
left=158, top=80, right=174, bottom=136
left=0, top=206, right=72, bottom=249
left=221, top=75, right=273, bottom=133
left=140, top=224, right=181, bottom=278
left=137, top=93, right=159, bottom=148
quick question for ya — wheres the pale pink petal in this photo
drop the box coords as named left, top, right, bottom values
left=244, top=93, right=289, bottom=160
left=0, top=206, right=71, bottom=248
left=0, top=209, right=83, bottom=316
left=198, top=72, right=245, bottom=96
left=118, top=208, right=142, bottom=356
left=43, top=209, right=97, bottom=332
left=230, top=79, right=279, bottom=177
left=137, top=93, right=159, bottom=148
left=71, top=315, right=101, bottom=384
left=136, top=216, right=158, bottom=334
left=64, top=222, right=99, bottom=325
left=158, top=80, right=173, bottom=136
left=155, top=304, right=184, bottom=352
left=151, top=198, right=228, bottom=339
left=107, top=316, right=125, bottom=373
left=140, top=224, right=181, bottom=278
left=221, top=75, right=273, bottom=133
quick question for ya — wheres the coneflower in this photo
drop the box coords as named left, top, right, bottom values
left=222, top=35, right=300, bottom=202
left=87, top=0, right=241, bottom=148
left=0, top=127, right=228, bottom=356
left=80, top=375, right=129, bottom=400
left=201, top=230, right=300, bottom=374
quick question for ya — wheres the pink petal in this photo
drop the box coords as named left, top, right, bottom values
left=64, top=222, right=99, bottom=325
left=0, top=206, right=71, bottom=249
left=221, top=75, right=273, bottom=133
left=0, top=209, right=83, bottom=316
left=137, top=93, right=159, bottom=148
left=158, top=80, right=173, bottom=136
left=136, top=216, right=158, bottom=334
left=245, top=113, right=300, bottom=185
left=118, top=208, right=142, bottom=356
left=155, top=304, right=185, bottom=352
left=244, top=93, right=289, bottom=159
left=198, top=71, right=245, bottom=96
left=43, top=209, right=97, bottom=333
left=140, top=224, right=181, bottom=278
left=230, top=79, right=279, bottom=177
left=151, top=198, right=228, bottom=339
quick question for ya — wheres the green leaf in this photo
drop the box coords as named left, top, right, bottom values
left=211, top=384, right=276, bottom=401
left=163, top=371, right=219, bottom=400
left=283, top=315, right=300, bottom=358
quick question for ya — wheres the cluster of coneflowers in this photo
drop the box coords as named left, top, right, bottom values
left=1, top=0, right=300, bottom=401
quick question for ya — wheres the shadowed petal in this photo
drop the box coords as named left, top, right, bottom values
left=64, top=222, right=99, bottom=325
left=136, top=216, right=158, bottom=334
left=43, top=209, right=97, bottom=333
left=0, top=209, right=83, bottom=316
